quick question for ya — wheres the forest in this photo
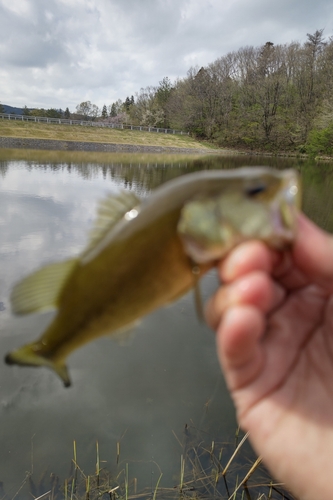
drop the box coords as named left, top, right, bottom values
left=123, top=29, right=333, bottom=155
left=11, top=29, right=333, bottom=156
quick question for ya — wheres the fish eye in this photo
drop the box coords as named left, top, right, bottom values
left=245, top=184, right=267, bottom=197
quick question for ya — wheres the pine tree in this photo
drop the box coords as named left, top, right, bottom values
left=102, top=104, right=108, bottom=118
left=124, top=96, right=131, bottom=111
left=110, top=103, right=117, bottom=117
left=64, top=107, right=70, bottom=119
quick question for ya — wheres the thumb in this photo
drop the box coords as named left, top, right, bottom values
left=293, top=213, right=333, bottom=290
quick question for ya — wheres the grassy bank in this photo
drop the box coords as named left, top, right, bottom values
left=0, top=120, right=213, bottom=151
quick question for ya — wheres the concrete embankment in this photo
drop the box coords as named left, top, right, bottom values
left=0, top=136, right=213, bottom=154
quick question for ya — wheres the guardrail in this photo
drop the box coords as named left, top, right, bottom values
left=0, top=113, right=189, bottom=135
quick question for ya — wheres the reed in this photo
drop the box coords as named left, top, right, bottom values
left=3, top=426, right=295, bottom=500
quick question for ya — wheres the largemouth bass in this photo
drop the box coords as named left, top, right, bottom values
left=5, top=167, right=301, bottom=387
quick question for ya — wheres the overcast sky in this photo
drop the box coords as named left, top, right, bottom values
left=1, top=0, right=333, bottom=112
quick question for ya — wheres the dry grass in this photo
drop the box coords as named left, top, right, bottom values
left=0, top=120, right=212, bottom=150
left=1, top=427, right=295, bottom=500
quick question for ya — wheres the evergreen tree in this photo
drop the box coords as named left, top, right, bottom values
left=124, top=96, right=132, bottom=111
left=46, top=108, right=62, bottom=118
left=156, top=77, right=173, bottom=107
left=64, top=107, right=70, bottom=119
left=0, top=102, right=4, bottom=114
left=110, top=103, right=117, bottom=117
left=102, top=104, right=108, bottom=118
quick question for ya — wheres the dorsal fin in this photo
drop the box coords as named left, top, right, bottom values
left=83, top=190, right=141, bottom=255
left=11, top=259, right=78, bottom=315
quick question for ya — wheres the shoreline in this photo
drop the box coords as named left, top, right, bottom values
left=0, top=136, right=218, bottom=155
left=1, top=136, right=332, bottom=161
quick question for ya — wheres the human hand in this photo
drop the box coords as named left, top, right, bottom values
left=205, top=213, right=333, bottom=500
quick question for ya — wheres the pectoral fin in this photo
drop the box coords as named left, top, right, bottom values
left=5, top=345, right=71, bottom=387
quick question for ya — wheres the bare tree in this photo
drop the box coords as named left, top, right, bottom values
left=75, top=101, right=99, bottom=120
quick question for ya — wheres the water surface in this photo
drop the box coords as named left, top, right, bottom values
left=0, top=149, right=332, bottom=496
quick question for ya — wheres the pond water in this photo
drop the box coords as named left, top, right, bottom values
left=0, top=149, right=333, bottom=497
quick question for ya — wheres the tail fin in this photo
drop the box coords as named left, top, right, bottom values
left=5, top=346, right=71, bottom=388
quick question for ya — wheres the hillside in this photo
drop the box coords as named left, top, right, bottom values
left=0, top=119, right=213, bottom=150
left=1, top=104, right=25, bottom=115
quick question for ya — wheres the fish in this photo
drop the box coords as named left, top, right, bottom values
left=5, top=167, right=301, bottom=387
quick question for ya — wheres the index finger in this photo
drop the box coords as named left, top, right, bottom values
left=218, top=240, right=280, bottom=283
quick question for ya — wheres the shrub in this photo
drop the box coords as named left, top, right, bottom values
left=306, top=124, right=333, bottom=156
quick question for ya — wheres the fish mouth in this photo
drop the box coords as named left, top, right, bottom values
left=269, top=173, right=300, bottom=247
left=269, top=209, right=294, bottom=248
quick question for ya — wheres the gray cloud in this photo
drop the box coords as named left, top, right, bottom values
left=0, top=0, right=332, bottom=110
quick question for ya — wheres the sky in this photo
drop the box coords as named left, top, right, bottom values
left=1, top=0, right=333, bottom=112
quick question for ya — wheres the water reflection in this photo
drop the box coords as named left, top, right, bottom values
left=0, top=149, right=332, bottom=496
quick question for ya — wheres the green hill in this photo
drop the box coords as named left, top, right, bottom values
left=0, top=119, right=213, bottom=151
